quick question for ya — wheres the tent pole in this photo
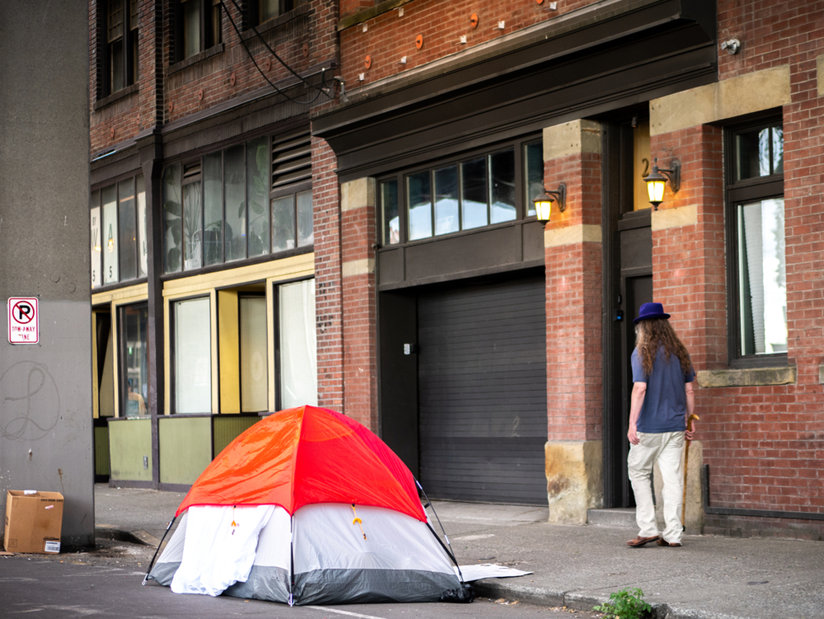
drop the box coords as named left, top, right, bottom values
left=417, top=481, right=467, bottom=583
left=142, top=515, right=177, bottom=586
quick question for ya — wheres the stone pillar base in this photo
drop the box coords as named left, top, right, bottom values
left=545, top=440, right=603, bottom=524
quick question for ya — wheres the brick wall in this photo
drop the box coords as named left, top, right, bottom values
left=544, top=149, right=603, bottom=442
left=338, top=0, right=595, bottom=88
left=651, top=0, right=824, bottom=523
left=312, top=136, right=345, bottom=412
left=90, top=0, right=338, bottom=154
left=340, top=206, right=378, bottom=428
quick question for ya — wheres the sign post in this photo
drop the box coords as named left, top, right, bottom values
left=8, top=297, right=39, bottom=344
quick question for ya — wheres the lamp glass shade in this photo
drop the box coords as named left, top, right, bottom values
left=646, top=178, right=666, bottom=205
left=534, top=198, right=553, bottom=222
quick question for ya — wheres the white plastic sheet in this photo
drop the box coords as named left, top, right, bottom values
left=171, top=505, right=274, bottom=596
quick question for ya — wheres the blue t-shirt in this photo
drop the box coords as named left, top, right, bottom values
left=631, top=346, right=695, bottom=433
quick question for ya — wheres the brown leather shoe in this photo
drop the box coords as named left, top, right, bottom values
left=657, top=539, right=682, bottom=547
left=626, top=535, right=659, bottom=547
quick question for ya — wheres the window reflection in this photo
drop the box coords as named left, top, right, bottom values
left=434, top=166, right=459, bottom=235
left=461, top=157, right=488, bottom=229
left=736, top=198, right=787, bottom=355
left=407, top=171, right=432, bottom=240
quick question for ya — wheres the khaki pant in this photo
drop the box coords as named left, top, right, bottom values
left=628, top=431, right=684, bottom=544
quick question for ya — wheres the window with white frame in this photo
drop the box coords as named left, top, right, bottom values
left=726, top=117, right=787, bottom=362
left=172, top=296, right=212, bottom=413
left=277, top=279, right=316, bottom=408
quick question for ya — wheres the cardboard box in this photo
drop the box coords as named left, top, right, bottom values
left=4, top=490, right=64, bottom=553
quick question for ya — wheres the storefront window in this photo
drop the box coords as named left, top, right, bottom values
left=120, top=303, right=149, bottom=418
left=173, top=296, right=211, bottom=413
left=240, top=296, right=267, bottom=412
left=278, top=279, right=316, bottom=408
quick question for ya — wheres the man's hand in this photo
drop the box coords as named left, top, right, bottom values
left=627, top=423, right=639, bottom=445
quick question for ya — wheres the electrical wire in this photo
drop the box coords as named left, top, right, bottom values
left=218, top=0, right=336, bottom=105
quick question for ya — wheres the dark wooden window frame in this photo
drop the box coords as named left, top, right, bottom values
left=172, top=0, right=223, bottom=64
left=97, top=0, right=139, bottom=99
left=724, top=114, right=787, bottom=368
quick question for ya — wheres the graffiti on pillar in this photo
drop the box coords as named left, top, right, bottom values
left=0, top=361, right=60, bottom=441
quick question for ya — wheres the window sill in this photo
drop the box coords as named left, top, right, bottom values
left=94, top=84, right=139, bottom=111
left=696, top=366, right=796, bottom=388
left=169, top=43, right=225, bottom=74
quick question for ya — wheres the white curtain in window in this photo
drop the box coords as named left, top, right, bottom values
left=174, top=297, right=211, bottom=413
left=739, top=198, right=787, bottom=355
left=278, top=279, right=317, bottom=408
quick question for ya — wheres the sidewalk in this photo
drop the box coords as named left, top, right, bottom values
left=95, top=484, right=824, bottom=618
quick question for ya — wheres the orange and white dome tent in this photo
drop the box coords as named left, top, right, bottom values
left=146, top=405, right=468, bottom=605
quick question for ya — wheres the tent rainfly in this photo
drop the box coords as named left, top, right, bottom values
left=145, top=405, right=471, bottom=605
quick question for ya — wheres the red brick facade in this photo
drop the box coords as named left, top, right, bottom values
left=89, top=0, right=823, bottom=536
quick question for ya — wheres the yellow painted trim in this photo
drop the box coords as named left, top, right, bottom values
left=650, top=66, right=791, bottom=136
left=218, top=290, right=240, bottom=414
left=543, top=119, right=602, bottom=160
left=91, top=282, right=148, bottom=306
left=163, top=253, right=314, bottom=299
left=210, top=290, right=219, bottom=415
left=91, top=312, right=100, bottom=419
left=651, top=204, right=698, bottom=231
left=163, top=296, right=171, bottom=416
left=266, top=288, right=276, bottom=411
left=544, top=224, right=602, bottom=248
left=112, top=307, right=120, bottom=418
left=341, top=178, right=375, bottom=212
left=342, top=258, right=375, bottom=278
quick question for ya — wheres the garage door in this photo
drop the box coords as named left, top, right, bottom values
left=417, top=275, right=547, bottom=504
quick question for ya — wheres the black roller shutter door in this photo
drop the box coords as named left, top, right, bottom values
left=417, top=275, right=547, bottom=504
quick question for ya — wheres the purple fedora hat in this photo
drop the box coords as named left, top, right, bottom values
left=634, top=302, right=670, bottom=324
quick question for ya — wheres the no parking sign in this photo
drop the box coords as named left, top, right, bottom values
left=8, top=297, right=39, bottom=344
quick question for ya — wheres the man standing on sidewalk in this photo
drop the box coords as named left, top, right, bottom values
left=626, top=302, right=696, bottom=548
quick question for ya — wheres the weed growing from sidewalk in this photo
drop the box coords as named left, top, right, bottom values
left=593, top=587, right=652, bottom=619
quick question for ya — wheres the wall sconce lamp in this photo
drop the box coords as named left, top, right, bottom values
left=533, top=183, right=566, bottom=222
left=644, top=158, right=680, bottom=210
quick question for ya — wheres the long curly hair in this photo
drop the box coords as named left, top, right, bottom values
left=635, top=318, right=693, bottom=376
